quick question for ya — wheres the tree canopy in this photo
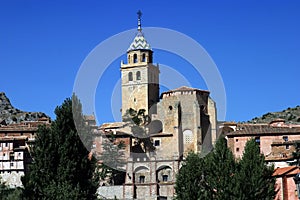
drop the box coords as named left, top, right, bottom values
left=175, top=137, right=276, bottom=200
left=22, top=95, right=98, bottom=199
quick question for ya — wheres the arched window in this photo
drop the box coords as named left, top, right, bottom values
left=142, top=53, right=146, bottom=62
left=133, top=54, right=138, bottom=63
left=136, top=71, right=141, bottom=80
left=183, top=130, right=193, bottom=144
left=128, top=55, right=131, bottom=63
left=128, top=72, right=133, bottom=81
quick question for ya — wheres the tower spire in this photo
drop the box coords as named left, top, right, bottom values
left=137, top=10, right=142, bottom=32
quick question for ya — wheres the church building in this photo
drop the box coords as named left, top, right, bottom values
left=95, top=12, right=217, bottom=200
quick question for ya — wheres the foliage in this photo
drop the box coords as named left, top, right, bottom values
left=123, top=108, right=154, bottom=152
left=0, top=177, right=23, bottom=200
left=234, top=138, right=276, bottom=200
left=175, top=137, right=276, bottom=200
left=98, top=133, right=126, bottom=185
left=292, top=141, right=300, bottom=166
left=175, top=152, right=210, bottom=200
left=22, top=94, right=98, bottom=199
left=204, top=136, right=236, bottom=199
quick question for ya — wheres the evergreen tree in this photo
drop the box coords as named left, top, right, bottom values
left=234, top=138, right=276, bottom=200
left=204, top=136, right=236, bottom=199
left=22, top=95, right=98, bottom=199
left=175, top=153, right=212, bottom=200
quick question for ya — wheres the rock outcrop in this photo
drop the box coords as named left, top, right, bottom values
left=248, top=105, right=300, bottom=124
left=0, top=92, right=49, bottom=125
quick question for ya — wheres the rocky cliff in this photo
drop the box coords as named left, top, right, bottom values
left=248, top=105, right=300, bottom=124
left=0, top=92, right=49, bottom=125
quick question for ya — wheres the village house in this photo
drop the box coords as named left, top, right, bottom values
left=0, top=117, right=50, bottom=187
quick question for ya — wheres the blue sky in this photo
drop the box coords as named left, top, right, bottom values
left=0, top=1, right=299, bottom=124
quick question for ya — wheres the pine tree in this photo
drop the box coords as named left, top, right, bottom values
left=175, top=152, right=212, bottom=200
left=204, top=136, right=236, bottom=199
left=234, top=138, right=276, bottom=200
left=22, top=95, right=98, bottom=199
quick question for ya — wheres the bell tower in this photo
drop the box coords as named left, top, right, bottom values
left=121, top=11, right=160, bottom=120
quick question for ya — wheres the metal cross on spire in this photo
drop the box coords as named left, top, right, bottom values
left=137, top=10, right=142, bottom=32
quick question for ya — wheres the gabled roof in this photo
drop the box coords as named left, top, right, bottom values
left=127, top=32, right=152, bottom=52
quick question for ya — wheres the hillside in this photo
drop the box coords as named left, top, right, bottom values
left=0, top=92, right=49, bottom=125
left=248, top=105, right=300, bottom=124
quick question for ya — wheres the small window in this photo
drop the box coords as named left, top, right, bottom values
left=236, top=148, right=240, bottom=152
left=128, top=72, right=133, bottom=81
left=133, top=54, right=138, bottom=63
left=162, top=175, right=168, bottom=182
left=128, top=55, right=131, bottom=63
left=236, top=139, right=238, bottom=142
left=255, top=137, right=260, bottom=145
left=136, top=71, right=141, bottom=80
left=10, top=162, right=13, bottom=167
left=154, top=140, right=160, bottom=146
left=286, top=145, right=290, bottom=150
left=139, top=175, right=145, bottom=183
left=168, top=106, right=173, bottom=111
left=142, top=53, right=146, bottom=62
left=283, top=136, right=288, bottom=142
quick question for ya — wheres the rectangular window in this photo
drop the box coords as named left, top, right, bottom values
left=283, top=136, right=288, bottom=142
left=154, top=140, right=160, bottom=147
left=236, top=148, right=240, bottom=152
left=10, top=162, right=13, bottom=167
left=236, top=139, right=239, bottom=142
left=255, top=137, right=260, bottom=146
left=286, top=145, right=290, bottom=150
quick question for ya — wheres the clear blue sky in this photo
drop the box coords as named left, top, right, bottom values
left=0, top=1, right=299, bottom=124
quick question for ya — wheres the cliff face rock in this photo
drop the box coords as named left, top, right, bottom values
left=248, top=105, right=300, bottom=124
left=0, top=92, right=49, bottom=125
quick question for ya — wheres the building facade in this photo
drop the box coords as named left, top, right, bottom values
left=95, top=14, right=217, bottom=200
left=0, top=118, right=50, bottom=187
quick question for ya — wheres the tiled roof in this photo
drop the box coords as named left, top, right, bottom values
left=128, top=32, right=151, bottom=52
left=226, top=124, right=300, bottom=136
left=273, top=166, right=300, bottom=176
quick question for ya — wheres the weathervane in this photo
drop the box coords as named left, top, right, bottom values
left=137, top=10, right=142, bottom=32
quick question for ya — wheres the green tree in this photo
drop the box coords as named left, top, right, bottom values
left=204, top=136, right=236, bottom=199
left=22, top=95, right=98, bottom=199
left=175, top=152, right=218, bottom=200
left=234, top=138, right=276, bottom=200
left=123, top=108, right=154, bottom=153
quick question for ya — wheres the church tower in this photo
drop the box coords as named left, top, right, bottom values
left=121, top=11, right=160, bottom=119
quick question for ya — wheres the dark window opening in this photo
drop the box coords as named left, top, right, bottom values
left=154, top=140, right=160, bottom=146
left=128, top=72, right=133, bottom=81
left=283, top=136, right=288, bottom=142
left=236, top=148, right=240, bottom=152
left=139, top=175, right=145, bottom=183
left=136, top=71, right=141, bottom=80
left=142, top=53, right=146, bottom=62
left=236, top=139, right=238, bottom=142
left=133, top=54, right=138, bottom=63
left=286, top=145, right=290, bottom=150
left=128, top=55, right=131, bottom=63
left=255, top=137, right=260, bottom=146
left=162, top=175, right=168, bottom=182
